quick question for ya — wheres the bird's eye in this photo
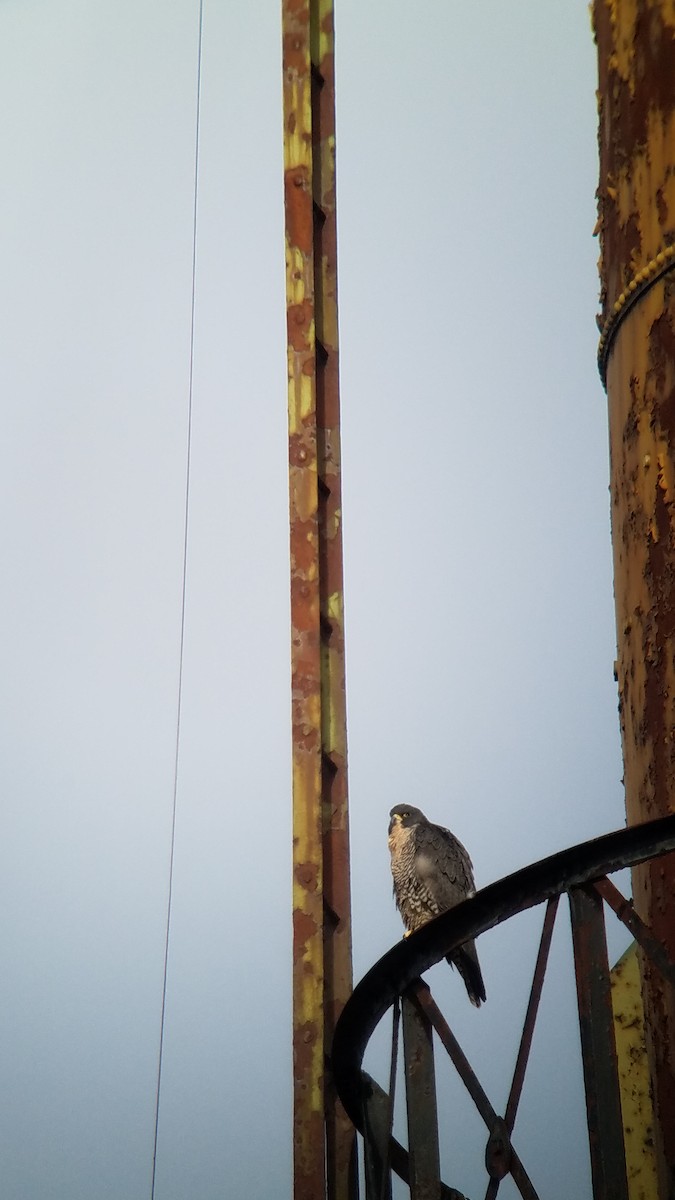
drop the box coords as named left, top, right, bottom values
left=401, top=811, right=409, bottom=818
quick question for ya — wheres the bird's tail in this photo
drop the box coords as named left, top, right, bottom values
left=446, top=939, right=486, bottom=1007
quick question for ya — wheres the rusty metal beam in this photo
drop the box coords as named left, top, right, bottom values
left=283, top=2, right=354, bottom=1198
left=569, top=885, right=628, bottom=1200
left=360, top=1072, right=468, bottom=1200
left=594, top=3, right=675, bottom=1193
left=362, top=1082, right=393, bottom=1200
left=362, top=1001, right=398, bottom=1200
left=593, top=876, right=675, bottom=987
left=402, top=984, right=441, bottom=1200
left=413, top=988, right=538, bottom=1200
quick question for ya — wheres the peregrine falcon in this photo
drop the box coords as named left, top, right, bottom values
left=388, top=804, right=486, bottom=1007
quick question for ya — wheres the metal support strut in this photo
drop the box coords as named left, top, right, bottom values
left=282, top=2, right=355, bottom=1198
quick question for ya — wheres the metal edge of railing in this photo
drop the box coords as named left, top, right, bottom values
left=330, top=813, right=675, bottom=1134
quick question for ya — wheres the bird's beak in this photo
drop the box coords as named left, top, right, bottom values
left=388, top=813, right=402, bottom=834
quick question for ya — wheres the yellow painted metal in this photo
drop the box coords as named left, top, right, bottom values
left=611, top=943, right=659, bottom=1200
left=283, top=1, right=354, bottom=1197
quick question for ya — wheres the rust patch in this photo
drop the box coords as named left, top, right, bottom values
left=287, top=298, right=313, bottom=351
left=294, top=1019, right=321, bottom=1051
left=289, top=432, right=316, bottom=470
left=293, top=907, right=319, bottom=961
left=295, top=861, right=320, bottom=892
left=284, top=167, right=313, bottom=255
left=283, top=29, right=307, bottom=75
left=651, top=314, right=675, bottom=434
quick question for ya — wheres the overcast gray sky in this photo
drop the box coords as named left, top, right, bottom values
left=1, top=2, right=625, bottom=1198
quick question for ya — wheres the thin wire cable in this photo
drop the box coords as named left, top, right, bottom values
left=150, top=2, right=204, bottom=1195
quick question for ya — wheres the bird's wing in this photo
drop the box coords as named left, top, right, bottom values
left=412, top=821, right=476, bottom=910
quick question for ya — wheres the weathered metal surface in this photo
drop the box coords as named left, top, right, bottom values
left=593, top=3, right=675, bottom=1191
left=598, top=247, right=675, bottom=386
left=593, top=876, right=675, bottom=986
left=311, top=9, right=355, bottom=1198
left=611, top=942, right=659, bottom=1200
left=285, top=2, right=323, bottom=1189
left=402, top=984, right=441, bottom=1200
left=362, top=999, right=399, bottom=1200
left=569, top=885, right=628, bottom=1200
left=362, top=1080, right=393, bottom=1200
left=283, top=1, right=353, bottom=1197
left=360, top=1072, right=468, bottom=1200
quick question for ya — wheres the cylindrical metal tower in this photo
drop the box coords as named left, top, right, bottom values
left=594, top=2, right=675, bottom=1191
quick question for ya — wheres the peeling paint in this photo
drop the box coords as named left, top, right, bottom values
left=595, top=1, right=675, bottom=1192
left=611, top=942, right=659, bottom=1200
left=283, top=2, right=354, bottom=1198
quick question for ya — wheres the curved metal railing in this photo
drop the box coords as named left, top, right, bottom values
left=331, top=814, right=675, bottom=1200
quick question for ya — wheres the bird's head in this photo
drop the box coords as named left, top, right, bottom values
left=388, top=804, right=426, bottom=834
